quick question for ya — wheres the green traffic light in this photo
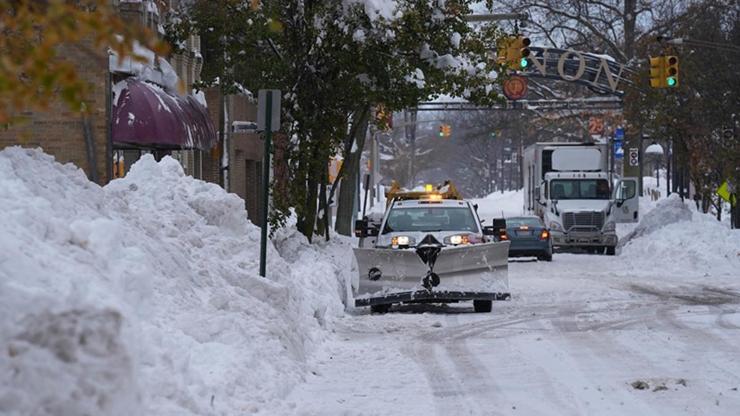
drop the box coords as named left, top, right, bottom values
left=666, top=77, right=677, bottom=87
left=520, top=58, right=528, bottom=68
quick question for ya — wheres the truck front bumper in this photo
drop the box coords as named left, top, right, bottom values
left=551, top=230, right=617, bottom=247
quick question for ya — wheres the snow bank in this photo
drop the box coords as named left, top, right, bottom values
left=0, top=147, right=349, bottom=415
left=472, top=190, right=526, bottom=220
left=619, top=195, right=693, bottom=245
left=619, top=194, right=740, bottom=277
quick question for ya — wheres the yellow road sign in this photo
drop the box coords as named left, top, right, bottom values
left=717, top=181, right=735, bottom=205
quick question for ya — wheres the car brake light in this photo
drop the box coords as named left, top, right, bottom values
left=540, top=230, right=550, bottom=240
left=499, top=231, right=509, bottom=241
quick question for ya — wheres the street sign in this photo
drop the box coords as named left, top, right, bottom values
left=614, top=141, right=623, bottom=159
left=628, top=147, right=639, bottom=166
left=718, top=180, right=736, bottom=206
left=257, top=89, right=281, bottom=132
left=503, top=75, right=528, bottom=100
left=615, top=127, right=624, bottom=141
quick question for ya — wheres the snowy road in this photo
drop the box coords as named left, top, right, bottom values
left=279, top=254, right=740, bottom=416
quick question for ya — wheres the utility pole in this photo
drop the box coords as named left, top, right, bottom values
left=499, top=141, right=504, bottom=194
left=666, top=138, right=671, bottom=197
left=404, top=109, right=417, bottom=187
left=518, top=134, right=524, bottom=190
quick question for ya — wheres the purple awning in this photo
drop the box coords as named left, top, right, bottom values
left=112, top=79, right=217, bottom=150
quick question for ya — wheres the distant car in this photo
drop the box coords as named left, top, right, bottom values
left=501, top=216, right=553, bottom=261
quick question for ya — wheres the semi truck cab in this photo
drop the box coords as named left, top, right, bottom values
left=536, top=171, right=638, bottom=255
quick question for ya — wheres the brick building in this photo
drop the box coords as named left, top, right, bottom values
left=0, top=0, right=269, bottom=223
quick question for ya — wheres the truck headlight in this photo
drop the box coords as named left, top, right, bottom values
left=391, top=235, right=414, bottom=247
left=549, top=221, right=563, bottom=231
left=444, top=234, right=471, bottom=245
left=603, top=221, right=616, bottom=232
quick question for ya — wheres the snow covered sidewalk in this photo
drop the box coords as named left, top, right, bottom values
left=0, top=148, right=352, bottom=415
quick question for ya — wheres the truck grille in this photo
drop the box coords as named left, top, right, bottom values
left=563, top=212, right=604, bottom=231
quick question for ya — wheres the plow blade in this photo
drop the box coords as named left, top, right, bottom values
left=353, top=241, right=510, bottom=299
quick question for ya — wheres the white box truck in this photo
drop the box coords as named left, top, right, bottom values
left=522, top=142, right=638, bottom=255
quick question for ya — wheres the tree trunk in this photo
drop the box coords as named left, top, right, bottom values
left=299, top=145, right=322, bottom=242
left=335, top=109, right=370, bottom=235
left=316, top=162, right=329, bottom=239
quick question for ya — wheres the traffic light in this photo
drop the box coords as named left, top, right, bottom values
left=497, top=35, right=531, bottom=70
left=649, top=56, right=665, bottom=88
left=438, top=124, right=451, bottom=137
left=665, top=55, right=679, bottom=87
left=516, top=36, right=531, bottom=69
left=438, top=124, right=445, bottom=137
left=649, top=55, right=680, bottom=88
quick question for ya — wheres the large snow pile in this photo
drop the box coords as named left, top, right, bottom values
left=472, top=190, right=525, bottom=220
left=619, top=194, right=693, bottom=245
left=619, top=194, right=740, bottom=277
left=0, top=147, right=350, bottom=415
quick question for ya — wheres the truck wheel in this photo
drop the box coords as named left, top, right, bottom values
left=606, top=246, right=616, bottom=256
left=473, top=300, right=492, bottom=313
left=370, top=304, right=391, bottom=314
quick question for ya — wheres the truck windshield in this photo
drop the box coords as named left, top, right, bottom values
left=550, top=179, right=610, bottom=200
left=382, top=207, right=478, bottom=234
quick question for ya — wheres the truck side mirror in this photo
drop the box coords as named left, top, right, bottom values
left=491, top=218, right=508, bottom=241
left=534, top=186, right=541, bottom=201
left=354, top=219, right=367, bottom=238
left=355, top=219, right=380, bottom=237
left=482, top=225, right=496, bottom=236
left=492, top=218, right=507, bottom=229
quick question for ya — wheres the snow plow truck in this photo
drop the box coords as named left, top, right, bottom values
left=352, top=181, right=511, bottom=313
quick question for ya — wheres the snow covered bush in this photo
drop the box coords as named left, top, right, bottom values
left=0, top=147, right=350, bottom=415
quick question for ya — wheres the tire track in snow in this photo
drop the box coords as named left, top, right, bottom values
left=708, top=305, right=740, bottom=330
left=400, top=338, right=479, bottom=415
left=653, top=304, right=740, bottom=389
left=563, top=302, right=740, bottom=414
left=439, top=315, right=498, bottom=415
left=543, top=307, right=662, bottom=415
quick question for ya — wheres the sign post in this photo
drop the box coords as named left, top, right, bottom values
left=257, top=89, right=281, bottom=277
